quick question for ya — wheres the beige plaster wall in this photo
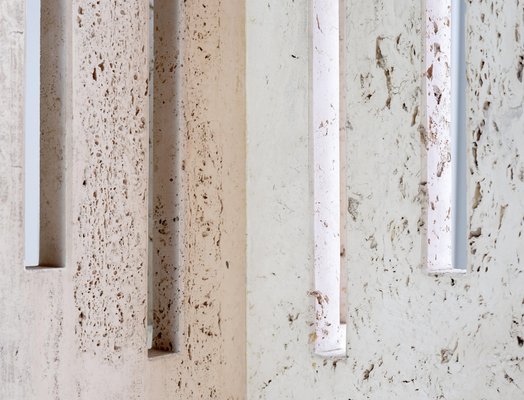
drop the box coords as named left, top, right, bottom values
left=0, top=0, right=245, bottom=399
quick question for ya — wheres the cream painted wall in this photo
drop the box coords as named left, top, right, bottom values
left=247, top=0, right=524, bottom=399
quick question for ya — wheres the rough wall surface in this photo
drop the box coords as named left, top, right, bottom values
left=0, top=1, right=31, bottom=398
left=247, top=0, right=524, bottom=399
left=2, top=0, right=523, bottom=398
left=147, top=0, right=246, bottom=398
left=0, top=0, right=245, bottom=399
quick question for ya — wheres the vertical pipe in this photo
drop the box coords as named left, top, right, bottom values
left=312, top=0, right=345, bottom=356
left=451, top=0, right=467, bottom=269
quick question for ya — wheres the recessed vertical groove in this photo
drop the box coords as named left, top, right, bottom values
left=451, top=0, right=467, bottom=270
left=338, top=0, right=348, bottom=326
left=311, top=0, right=346, bottom=357
left=424, top=0, right=467, bottom=273
left=38, top=0, right=70, bottom=268
left=24, top=0, right=41, bottom=267
left=25, top=0, right=70, bottom=268
left=149, top=0, right=182, bottom=355
left=147, top=0, right=155, bottom=351
left=424, top=0, right=454, bottom=272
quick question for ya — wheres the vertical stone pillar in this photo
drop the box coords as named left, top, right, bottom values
left=147, top=1, right=247, bottom=398
left=67, top=0, right=149, bottom=397
left=0, top=2, right=30, bottom=396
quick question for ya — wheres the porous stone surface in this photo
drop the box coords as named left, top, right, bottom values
left=0, top=1, right=246, bottom=399
left=247, top=0, right=524, bottom=398
left=2, top=0, right=523, bottom=398
left=147, top=1, right=246, bottom=399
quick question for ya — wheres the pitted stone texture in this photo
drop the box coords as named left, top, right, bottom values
left=147, top=1, right=246, bottom=398
left=0, top=3, right=68, bottom=399
left=1, top=0, right=245, bottom=399
left=0, top=2, right=31, bottom=398
left=247, top=0, right=524, bottom=399
left=72, top=0, right=149, bottom=366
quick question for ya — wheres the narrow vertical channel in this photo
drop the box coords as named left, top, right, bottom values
left=451, top=0, right=467, bottom=270
left=425, top=0, right=454, bottom=272
left=149, top=0, right=181, bottom=356
left=25, top=0, right=70, bottom=269
left=425, top=0, right=467, bottom=272
left=147, top=0, right=155, bottom=350
left=338, top=0, right=348, bottom=326
left=24, top=0, right=41, bottom=267
left=39, top=0, right=70, bottom=268
left=312, top=0, right=346, bottom=357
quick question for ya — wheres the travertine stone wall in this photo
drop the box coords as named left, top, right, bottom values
left=0, top=0, right=245, bottom=399
left=247, top=0, right=524, bottom=399
left=147, top=0, right=246, bottom=398
left=0, top=1, right=31, bottom=398
left=2, top=0, right=523, bottom=398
